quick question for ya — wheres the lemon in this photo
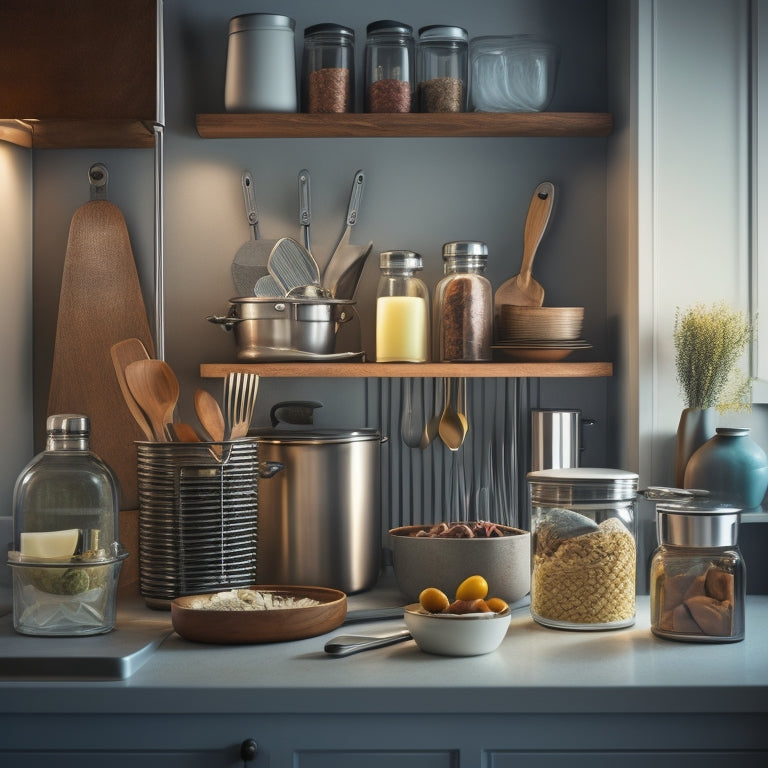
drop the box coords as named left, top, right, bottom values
left=455, top=574, right=489, bottom=601
left=419, top=587, right=450, bottom=613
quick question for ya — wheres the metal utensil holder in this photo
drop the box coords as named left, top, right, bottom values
left=136, top=439, right=282, bottom=608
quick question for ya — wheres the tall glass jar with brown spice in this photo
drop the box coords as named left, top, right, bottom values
left=528, top=468, right=639, bottom=631
left=301, top=23, right=355, bottom=113
left=365, top=20, right=414, bottom=113
left=417, top=25, right=468, bottom=112
left=434, top=241, right=492, bottom=361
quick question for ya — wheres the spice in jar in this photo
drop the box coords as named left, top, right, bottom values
left=417, top=25, right=468, bottom=112
left=365, top=20, right=415, bottom=113
left=434, top=241, right=492, bottom=361
left=302, top=23, right=355, bottom=113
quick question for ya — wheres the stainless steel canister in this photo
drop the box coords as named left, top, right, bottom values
left=530, top=409, right=581, bottom=471
left=253, top=423, right=382, bottom=593
left=225, top=13, right=297, bottom=112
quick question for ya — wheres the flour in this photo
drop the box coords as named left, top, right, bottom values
left=188, top=589, right=321, bottom=611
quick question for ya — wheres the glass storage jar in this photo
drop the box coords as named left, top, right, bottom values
left=376, top=250, right=429, bottom=362
left=8, top=414, right=127, bottom=636
left=528, top=468, right=639, bottom=630
left=650, top=501, right=745, bottom=643
left=417, top=25, right=469, bottom=112
left=434, top=241, right=492, bottom=361
left=225, top=13, right=297, bottom=113
left=301, top=23, right=355, bottom=113
left=365, top=20, right=415, bottom=113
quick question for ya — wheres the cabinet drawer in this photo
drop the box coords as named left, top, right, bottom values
left=489, top=752, right=768, bottom=767
left=296, top=751, right=457, bottom=768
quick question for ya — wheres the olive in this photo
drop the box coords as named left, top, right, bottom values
left=455, top=574, right=489, bottom=601
left=485, top=597, right=509, bottom=613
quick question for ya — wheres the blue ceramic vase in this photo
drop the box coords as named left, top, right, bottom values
left=684, top=427, right=768, bottom=510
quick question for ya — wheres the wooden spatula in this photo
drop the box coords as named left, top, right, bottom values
left=494, top=181, right=555, bottom=323
left=110, top=338, right=154, bottom=441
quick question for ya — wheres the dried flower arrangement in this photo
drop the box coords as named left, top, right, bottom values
left=674, top=302, right=753, bottom=412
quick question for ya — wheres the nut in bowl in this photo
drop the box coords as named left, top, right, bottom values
left=404, top=603, right=511, bottom=656
left=389, top=522, right=531, bottom=604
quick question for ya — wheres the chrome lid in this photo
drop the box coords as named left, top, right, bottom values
left=527, top=467, right=639, bottom=504
left=657, top=502, right=741, bottom=548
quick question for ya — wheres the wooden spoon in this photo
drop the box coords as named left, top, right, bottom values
left=110, top=338, right=153, bottom=440
left=438, top=378, right=465, bottom=452
left=493, top=181, right=555, bottom=326
left=194, top=388, right=225, bottom=442
left=124, top=359, right=180, bottom=442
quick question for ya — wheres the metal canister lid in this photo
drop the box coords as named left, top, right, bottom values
left=252, top=427, right=381, bottom=445
left=379, top=250, right=423, bottom=271
left=657, top=501, right=741, bottom=548
left=527, top=467, right=639, bottom=504
left=366, top=19, right=413, bottom=37
left=442, top=241, right=488, bottom=258
left=46, top=414, right=89, bottom=436
left=304, top=23, right=355, bottom=40
left=229, top=14, right=296, bottom=34
left=418, top=25, right=469, bottom=43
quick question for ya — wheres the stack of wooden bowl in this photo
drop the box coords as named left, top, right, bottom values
left=493, top=305, right=591, bottom=361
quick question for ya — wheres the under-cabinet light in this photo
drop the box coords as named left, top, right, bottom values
left=0, top=120, right=33, bottom=148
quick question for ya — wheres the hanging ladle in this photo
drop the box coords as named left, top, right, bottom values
left=438, top=377, right=465, bottom=452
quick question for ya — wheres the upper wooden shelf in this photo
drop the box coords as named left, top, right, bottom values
left=195, top=112, right=613, bottom=140
left=201, top=361, right=613, bottom=379
left=0, top=119, right=158, bottom=149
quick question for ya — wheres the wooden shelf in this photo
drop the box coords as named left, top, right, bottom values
left=195, top=112, right=613, bottom=140
left=201, top=361, right=613, bottom=379
left=0, top=119, right=158, bottom=149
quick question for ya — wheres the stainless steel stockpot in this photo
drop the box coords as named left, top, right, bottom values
left=207, top=297, right=355, bottom=361
left=252, top=417, right=382, bottom=594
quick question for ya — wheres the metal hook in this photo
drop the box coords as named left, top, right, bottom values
left=88, top=163, right=109, bottom=201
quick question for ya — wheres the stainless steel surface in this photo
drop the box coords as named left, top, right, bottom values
left=254, top=423, right=382, bottom=594
left=400, top=378, right=422, bottom=448
left=267, top=237, right=321, bottom=294
left=298, top=169, right=311, bottom=252
left=324, top=629, right=412, bottom=656
left=657, top=502, right=741, bottom=548
left=232, top=171, right=272, bottom=295
left=223, top=371, right=259, bottom=440
left=207, top=296, right=355, bottom=360
left=530, top=408, right=580, bottom=472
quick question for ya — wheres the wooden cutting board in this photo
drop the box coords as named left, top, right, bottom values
left=47, top=199, right=155, bottom=510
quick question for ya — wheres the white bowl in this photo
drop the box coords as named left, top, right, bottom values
left=404, top=603, right=511, bottom=656
left=389, top=523, right=531, bottom=604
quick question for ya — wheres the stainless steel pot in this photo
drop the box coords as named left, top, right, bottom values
left=252, top=403, right=382, bottom=593
left=207, top=297, right=355, bottom=361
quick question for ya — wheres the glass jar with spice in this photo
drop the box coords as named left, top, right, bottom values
left=301, top=23, right=355, bottom=113
left=376, top=250, right=429, bottom=362
left=434, top=241, right=492, bottom=361
left=528, top=468, right=639, bottom=630
left=417, top=25, right=469, bottom=112
left=649, top=501, right=745, bottom=643
left=364, top=20, right=415, bottom=113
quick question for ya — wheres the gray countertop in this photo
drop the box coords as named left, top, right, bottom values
left=1, top=571, right=767, bottom=718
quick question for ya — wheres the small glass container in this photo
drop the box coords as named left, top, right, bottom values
left=225, top=13, right=297, bottom=113
left=434, top=241, right=492, bottom=361
left=365, top=20, right=415, bottom=113
left=528, top=468, right=639, bottom=630
left=650, top=502, right=745, bottom=643
left=8, top=414, right=128, bottom=636
left=302, top=23, right=355, bottom=113
left=417, top=25, right=469, bottom=112
left=376, top=250, right=429, bottom=362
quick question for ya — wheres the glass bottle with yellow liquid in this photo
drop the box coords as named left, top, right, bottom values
left=376, top=250, right=429, bottom=362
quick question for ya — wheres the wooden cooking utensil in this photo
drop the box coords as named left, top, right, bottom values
left=110, top=338, right=154, bottom=441
left=124, top=359, right=180, bottom=442
left=493, top=181, right=555, bottom=323
left=47, top=164, right=155, bottom=510
left=194, top=388, right=225, bottom=442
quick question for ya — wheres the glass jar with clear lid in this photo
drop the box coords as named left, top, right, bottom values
left=650, top=502, right=745, bottom=643
left=302, top=23, right=355, bottom=113
left=417, top=25, right=468, bottom=112
left=434, top=241, right=492, bottom=361
left=376, top=250, right=429, bottom=362
left=365, top=20, right=415, bottom=113
left=528, top=468, right=639, bottom=630
left=8, top=414, right=127, bottom=636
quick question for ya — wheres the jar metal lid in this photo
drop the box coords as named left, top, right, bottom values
left=229, top=14, right=296, bottom=34
left=527, top=467, right=639, bottom=503
left=46, top=414, right=89, bottom=436
left=442, top=241, right=488, bottom=259
left=418, top=25, right=469, bottom=42
left=379, top=250, right=423, bottom=271
left=304, top=23, right=355, bottom=40
left=367, top=19, right=413, bottom=36
left=656, top=502, right=741, bottom=548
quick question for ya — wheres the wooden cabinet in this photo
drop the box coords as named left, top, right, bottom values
left=0, top=0, right=161, bottom=148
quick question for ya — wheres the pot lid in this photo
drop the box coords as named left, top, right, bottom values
left=251, top=427, right=381, bottom=445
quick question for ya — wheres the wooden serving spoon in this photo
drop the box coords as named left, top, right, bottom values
left=124, top=359, right=180, bottom=442
left=194, top=388, right=225, bottom=442
left=110, top=338, right=153, bottom=440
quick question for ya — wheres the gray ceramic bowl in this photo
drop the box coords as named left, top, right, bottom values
left=389, top=524, right=531, bottom=604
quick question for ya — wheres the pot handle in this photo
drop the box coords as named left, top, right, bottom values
left=258, top=460, right=285, bottom=479
left=206, top=313, right=245, bottom=332
left=333, top=303, right=357, bottom=328
left=270, top=400, right=324, bottom=427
